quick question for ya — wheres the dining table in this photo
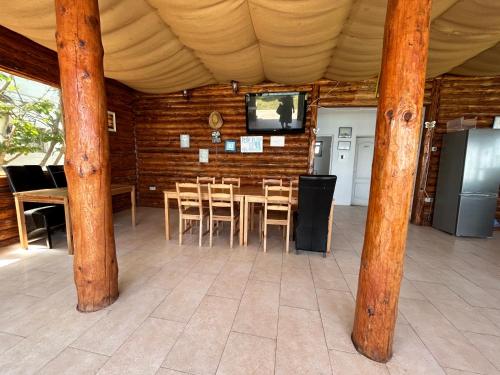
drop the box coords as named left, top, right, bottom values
left=163, top=185, right=334, bottom=252
left=13, top=184, right=136, bottom=254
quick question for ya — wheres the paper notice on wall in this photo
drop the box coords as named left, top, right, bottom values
left=240, top=136, right=263, bottom=153
left=270, top=136, right=285, bottom=147
left=199, top=149, right=209, bottom=163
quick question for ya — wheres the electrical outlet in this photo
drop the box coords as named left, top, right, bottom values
left=424, top=197, right=433, bottom=203
left=149, top=185, right=157, bottom=191
left=431, top=146, right=437, bottom=152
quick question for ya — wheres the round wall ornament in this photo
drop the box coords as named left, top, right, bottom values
left=208, top=111, right=223, bottom=129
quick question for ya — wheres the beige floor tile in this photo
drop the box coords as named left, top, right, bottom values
left=0, top=306, right=107, bottom=375
left=0, top=332, right=23, bottom=355
left=163, top=296, right=239, bottom=375
left=216, top=332, right=275, bottom=375
left=444, top=369, right=490, bottom=375
left=207, top=261, right=252, bottom=300
left=329, top=350, right=389, bottom=374
left=309, top=256, right=350, bottom=291
left=480, top=308, right=500, bottom=329
left=152, top=272, right=216, bottom=323
left=463, top=332, right=500, bottom=371
left=316, top=288, right=356, bottom=353
left=38, top=348, right=109, bottom=375
left=399, top=298, right=498, bottom=374
left=280, top=266, right=317, bottom=310
left=190, top=258, right=227, bottom=275
left=386, top=323, right=446, bottom=375
left=71, top=286, right=169, bottom=356
left=147, top=263, right=192, bottom=290
left=97, top=317, right=184, bottom=375
left=232, top=279, right=280, bottom=339
left=275, top=306, right=331, bottom=375
left=157, top=369, right=193, bottom=375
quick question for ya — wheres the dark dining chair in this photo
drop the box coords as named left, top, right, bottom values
left=2, top=165, right=65, bottom=248
left=294, top=175, right=337, bottom=256
left=47, top=165, right=67, bottom=187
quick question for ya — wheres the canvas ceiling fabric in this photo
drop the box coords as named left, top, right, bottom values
left=1, top=0, right=499, bottom=93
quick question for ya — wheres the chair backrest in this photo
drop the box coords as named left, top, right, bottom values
left=262, top=178, right=282, bottom=189
left=295, top=175, right=337, bottom=252
left=47, top=165, right=67, bottom=187
left=197, top=176, right=216, bottom=185
left=221, top=177, right=240, bottom=188
left=208, top=183, right=234, bottom=216
left=2, top=165, right=53, bottom=192
left=176, top=182, right=203, bottom=216
left=289, top=177, right=299, bottom=191
left=264, top=185, right=292, bottom=217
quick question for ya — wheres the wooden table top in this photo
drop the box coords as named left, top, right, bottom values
left=14, top=184, right=133, bottom=202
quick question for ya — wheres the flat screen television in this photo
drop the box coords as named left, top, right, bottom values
left=245, top=92, right=307, bottom=134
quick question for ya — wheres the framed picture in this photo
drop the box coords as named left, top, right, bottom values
left=314, top=141, right=323, bottom=157
left=224, top=139, right=237, bottom=153
left=180, top=134, right=190, bottom=148
left=494, top=116, right=500, bottom=129
left=107, top=111, right=116, bottom=132
left=338, top=141, right=351, bottom=150
left=199, top=149, right=209, bottom=163
left=338, top=126, right=352, bottom=138
left=240, top=136, right=263, bottom=153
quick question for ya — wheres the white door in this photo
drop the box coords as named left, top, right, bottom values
left=352, top=137, right=375, bottom=206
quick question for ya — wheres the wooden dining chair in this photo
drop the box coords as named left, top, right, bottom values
left=250, top=178, right=283, bottom=231
left=221, top=177, right=240, bottom=187
left=208, top=183, right=239, bottom=248
left=197, top=176, right=216, bottom=185
left=176, top=182, right=207, bottom=246
left=261, top=185, right=293, bottom=253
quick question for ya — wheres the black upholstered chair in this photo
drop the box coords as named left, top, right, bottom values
left=294, top=175, right=337, bottom=256
left=47, top=165, right=67, bottom=187
left=2, top=165, right=65, bottom=248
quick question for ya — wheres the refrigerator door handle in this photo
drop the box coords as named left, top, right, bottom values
left=459, top=193, right=497, bottom=197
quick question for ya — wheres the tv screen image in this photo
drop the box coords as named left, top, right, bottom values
left=246, top=92, right=307, bottom=133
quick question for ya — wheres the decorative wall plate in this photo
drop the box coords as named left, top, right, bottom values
left=208, top=111, right=223, bottom=129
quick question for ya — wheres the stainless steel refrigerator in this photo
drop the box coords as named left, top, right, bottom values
left=432, top=129, right=500, bottom=237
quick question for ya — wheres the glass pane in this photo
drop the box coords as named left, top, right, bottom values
left=0, top=70, right=64, bottom=173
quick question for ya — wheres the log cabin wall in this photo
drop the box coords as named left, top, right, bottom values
left=0, top=26, right=137, bottom=246
left=135, top=83, right=313, bottom=207
left=423, top=75, right=500, bottom=225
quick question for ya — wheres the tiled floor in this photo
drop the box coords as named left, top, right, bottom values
left=0, top=206, right=499, bottom=375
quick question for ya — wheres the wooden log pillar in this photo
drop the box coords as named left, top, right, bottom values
left=411, top=77, right=442, bottom=225
left=351, top=0, right=432, bottom=362
left=307, top=84, right=320, bottom=174
left=55, top=0, right=118, bottom=312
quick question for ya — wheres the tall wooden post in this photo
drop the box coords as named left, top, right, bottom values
left=352, top=0, right=432, bottom=362
left=411, top=77, right=442, bottom=225
left=307, top=84, right=320, bottom=174
left=55, top=0, right=118, bottom=312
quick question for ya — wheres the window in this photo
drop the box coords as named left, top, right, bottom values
left=0, top=71, right=64, bottom=173
left=314, top=141, right=323, bottom=157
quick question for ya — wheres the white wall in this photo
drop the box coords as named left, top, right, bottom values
left=317, top=107, right=377, bottom=205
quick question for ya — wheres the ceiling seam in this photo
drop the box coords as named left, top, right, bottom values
left=143, top=0, right=218, bottom=86
left=246, top=0, right=267, bottom=82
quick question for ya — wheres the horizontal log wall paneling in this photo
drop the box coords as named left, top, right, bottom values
left=135, top=83, right=313, bottom=207
left=423, top=75, right=500, bottom=225
left=0, top=25, right=137, bottom=246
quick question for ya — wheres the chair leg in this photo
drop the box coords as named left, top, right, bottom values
left=285, top=223, right=290, bottom=253
left=46, top=228, right=53, bottom=249
left=199, top=217, right=203, bottom=247
left=230, top=220, right=234, bottom=249
left=263, top=219, right=267, bottom=253
left=209, top=216, right=213, bottom=248
left=179, top=215, right=183, bottom=245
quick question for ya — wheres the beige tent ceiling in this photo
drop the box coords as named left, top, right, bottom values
left=1, top=0, right=500, bottom=93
